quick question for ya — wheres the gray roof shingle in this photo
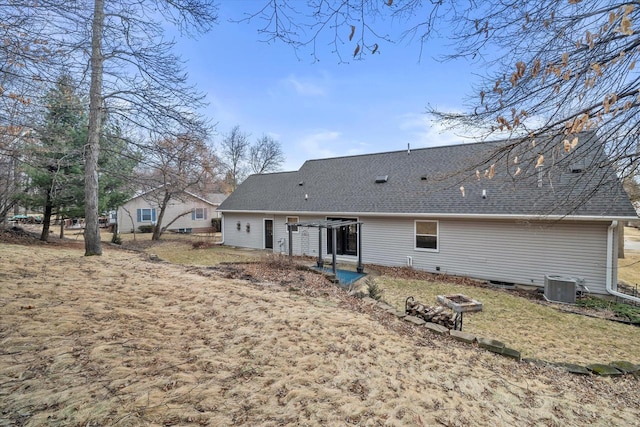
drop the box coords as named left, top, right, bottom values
left=218, top=132, right=637, bottom=219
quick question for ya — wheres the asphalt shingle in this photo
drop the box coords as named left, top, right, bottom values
left=218, top=132, right=637, bottom=218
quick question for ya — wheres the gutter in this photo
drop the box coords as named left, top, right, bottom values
left=219, top=214, right=224, bottom=245
left=218, top=209, right=637, bottom=222
left=606, top=220, right=640, bottom=303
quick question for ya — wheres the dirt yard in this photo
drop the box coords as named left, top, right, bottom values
left=1, top=235, right=640, bottom=426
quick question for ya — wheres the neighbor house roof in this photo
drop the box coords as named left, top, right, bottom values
left=127, top=187, right=223, bottom=206
left=218, top=132, right=637, bottom=220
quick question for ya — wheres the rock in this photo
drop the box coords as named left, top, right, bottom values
left=608, top=361, right=639, bottom=374
left=522, top=358, right=551, bottom=367
left=477, top=337, right=505, bottom=354
left=362, top=297, right=378, bottom=305
left=450, top=329, right=476, bottom=344
left=376, top=302, right=394, bottom=311
left=556, top=363, right=591, bottom=375
left=391, top=310, right=406, bottom=319
left=424, top=322, right=449, bottom=335
left=404, top=315, right=426, bottom=326
left=587, top=364, right=623, bottom=376
left=502, top=347, right=521, bottom=362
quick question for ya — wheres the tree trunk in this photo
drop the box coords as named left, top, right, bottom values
left=59, top=216, right=65, bottom=239
left=151, top=191, right=171, bottom=241
left=111, top=218, right=118, bottom=242
left=40, top=190, right=53, bottom=242
left=84, top=0, right=104, bottom=256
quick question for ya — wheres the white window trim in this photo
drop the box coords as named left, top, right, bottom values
left=140, top=208, right=154, bottom=223
left=414, top=220, right=439, bottom=252
left=286, top=216, right=299, bottom=233
left=194, top=207, right=206, bottom=220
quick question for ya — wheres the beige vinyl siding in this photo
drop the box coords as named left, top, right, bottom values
left=223, top=213, right=272, bottom=249
left=361, top=216, right=610, bottom=294
left=273, top=215, right=325, bottom=256
left=222, top=213, right=613, bottom=294
left=118, top=194, right=215, bottom=233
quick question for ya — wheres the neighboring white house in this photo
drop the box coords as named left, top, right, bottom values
left=117, top=189, right=226, bottom=234
left=217, top=132, right=638, bottom=297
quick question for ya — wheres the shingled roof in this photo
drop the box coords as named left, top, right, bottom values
left=218, top=132, right=637, bottom=219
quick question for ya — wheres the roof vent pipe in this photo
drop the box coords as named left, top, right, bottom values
left=407, top=143, right=411, bottom=155
left=482, top=189, right=487, bottom=199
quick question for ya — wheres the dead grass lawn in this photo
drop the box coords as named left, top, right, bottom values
left=2, top=242, right=640, bottom=426
left=619, top=250, right=640, bottom=287
left=111, top=230, right=640, bottom=365
left=625, top=226, right=640, bottom=241
left=377, top=277, right=640, bottom=365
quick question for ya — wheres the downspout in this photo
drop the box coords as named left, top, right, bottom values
left=606, top=220, right=640, bottom=303
left=219, top=214, right=224, bottom=245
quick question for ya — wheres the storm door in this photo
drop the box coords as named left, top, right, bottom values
left=264, top=219, right=273, bottom=249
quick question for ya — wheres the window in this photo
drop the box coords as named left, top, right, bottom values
left=192, top=207, right=207, bottom=220
left=136, top=208, right=156, bottom=223
left=286, top=216, right=299, bottom=233
left=415, top=220, right=438, bottom=251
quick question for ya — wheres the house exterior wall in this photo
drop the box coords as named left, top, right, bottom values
left=118, top=195, right=217, bottom=233
left=360, top=216, right=610, bottom=294
left=221, top=212, right=613, bottom=294
left=223, top=213, right=272, bottom=249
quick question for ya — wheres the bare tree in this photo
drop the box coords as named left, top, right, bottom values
left=238, top=0, right=450, bottom=62
left=249, top=135, right=285, bottom=175
left=243, top=1, right=637, bottom=215
left=220, top=125, right=250, bottom=191
left=0, top=127, right=32, bottom=224
left=137, top=134, right=218, bottom=240
left=219, top=127, right=286, bottom=190
left=2, top=1, right=218, bottom=254
left=415, top=1, right=638, bottom=216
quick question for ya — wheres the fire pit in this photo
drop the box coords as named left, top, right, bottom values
left=436, top=294, right=483, bottom=331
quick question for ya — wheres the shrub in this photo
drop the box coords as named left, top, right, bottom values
left=138, top=225, right=154, bottom=233
left=365, top=277, right=384, bottom=301
left=192, top=241, right=214, bottom=249
left=263, top=253, right=293, bottom=268
left=211, top=217, right=221, bottom=232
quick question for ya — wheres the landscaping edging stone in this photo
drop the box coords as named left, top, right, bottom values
left=555, top=363, right=591, bottom=375
left=587, top=363, right=625, bottom=376
left=477, top=337, right=505, bottom=353
left=450, top=330, right=476, bottom=344
left=424, top=322, right=449, bottom=335
left=368, top=299, right=638, bottom=379
left=404, top=315, right=426, bottom=326
left=609, top=361, right=640, bottom=374
left=501, top=347, right=522, bottom=362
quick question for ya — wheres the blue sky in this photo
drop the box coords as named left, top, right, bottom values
left=174, top=2, right=478, bottom=171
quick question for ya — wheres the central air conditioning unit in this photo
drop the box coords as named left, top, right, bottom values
left=544, top=275, right=577, bottom=304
